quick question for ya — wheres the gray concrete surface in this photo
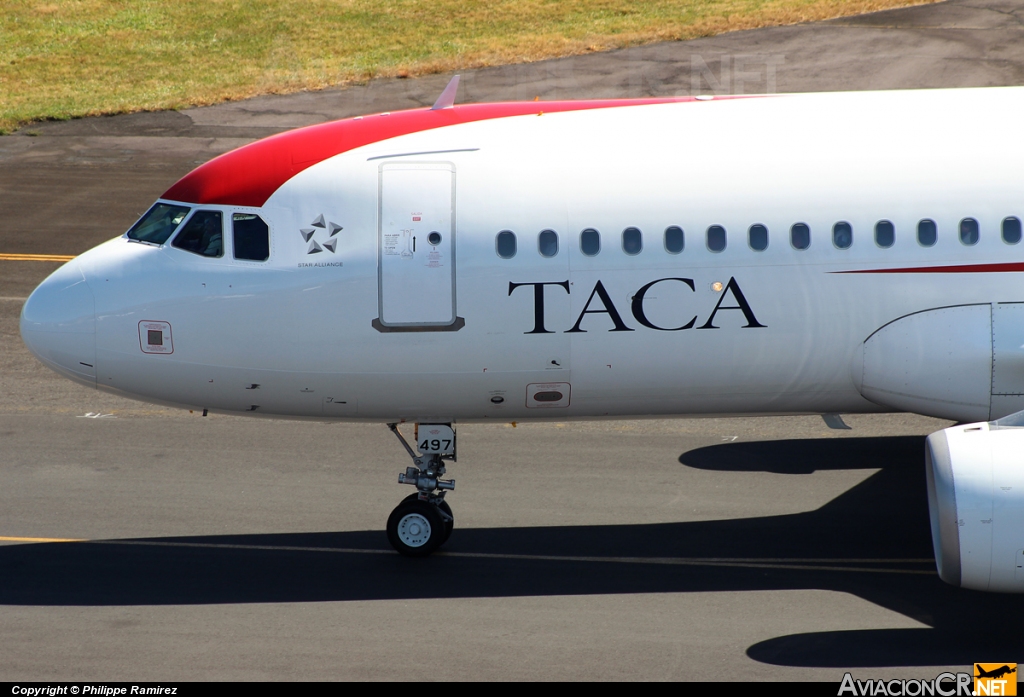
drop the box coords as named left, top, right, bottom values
left=1, top=0, right=1023, bottom=681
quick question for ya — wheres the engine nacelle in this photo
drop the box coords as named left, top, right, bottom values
left=926, top=418, right=1024, bottom=592
left=857, top=303, right=1024, bottom=422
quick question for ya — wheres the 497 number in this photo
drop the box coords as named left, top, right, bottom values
left=419, top=438, right=453, bottom=454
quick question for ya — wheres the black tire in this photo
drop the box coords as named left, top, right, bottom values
left=399, top=493, right=454, bottom=546
left=387, top=499, right=445, bottom=557
left=437, top=499, right=454, bottom=545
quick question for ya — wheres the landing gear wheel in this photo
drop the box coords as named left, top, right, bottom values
left=386, top=423, right=457, bottom=557
left=397, top=493, right=454, bottom=546
left=387, top=499, right=445, bottom=557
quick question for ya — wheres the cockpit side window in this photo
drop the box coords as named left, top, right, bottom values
left=127, top=203, right=191, bottom=244
left=233, top=213, right=270, bottom=261
left=172, top=211, right=223, bottom=257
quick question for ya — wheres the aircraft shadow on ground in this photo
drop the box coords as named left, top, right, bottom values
left=1, top=436, right=1020, bottom=667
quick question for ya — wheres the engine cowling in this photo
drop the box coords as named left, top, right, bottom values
left=926, top=418, right=1024, bottom=592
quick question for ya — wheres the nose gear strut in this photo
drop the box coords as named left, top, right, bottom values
left=386, top=423, right=456, bottom=556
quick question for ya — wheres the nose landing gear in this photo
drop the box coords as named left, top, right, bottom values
left=386, top=423, right=456, bottom=557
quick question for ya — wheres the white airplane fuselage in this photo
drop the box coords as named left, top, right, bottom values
left=23, top=87, right=1024, bottom=424
left=20, top=86, right=1024, bottom=586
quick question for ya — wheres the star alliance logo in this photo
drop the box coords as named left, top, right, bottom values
left=299, top=214, right=343, bottom=254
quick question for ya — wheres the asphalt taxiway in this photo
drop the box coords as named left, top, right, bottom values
left=1, top=0, right=1023, bottom=680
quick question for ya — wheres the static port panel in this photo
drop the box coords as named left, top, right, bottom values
left=526, top=382, right=571, bottom=408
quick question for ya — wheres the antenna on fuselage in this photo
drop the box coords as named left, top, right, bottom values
left=431, top=75, right=461, bottom=110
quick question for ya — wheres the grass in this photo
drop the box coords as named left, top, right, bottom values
left=0, top=0, right=940, bottom=134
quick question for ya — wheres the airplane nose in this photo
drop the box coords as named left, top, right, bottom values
left=20, top=260, right=97, bottom=387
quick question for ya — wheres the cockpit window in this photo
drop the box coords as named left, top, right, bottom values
left=233, top=213, right=270, bottom=261
left=127, top=203, right=191, bottom=244
left=172, top=211, right=223, bottom=257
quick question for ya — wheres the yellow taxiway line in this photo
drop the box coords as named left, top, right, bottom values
left=0, top=535, right=86, bottom=543
left=0, top=253, right=76, bottom=262
left=0, top=535, right=936, bottom=576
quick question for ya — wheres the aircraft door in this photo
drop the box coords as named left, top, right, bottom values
left=376, top=162, right=461, bottom=330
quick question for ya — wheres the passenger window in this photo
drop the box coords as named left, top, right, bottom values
left=959, top=218, right=979, bottom=246
left=496, top=230, right=517, bottom=259
left=748, top=224, right=768, bottom=251
left=1003, top=217, right=1022, bottom=245
left=580, top=228, right=600, bottom=257
left=622, top=227, right=642, bottom=256
left=790, top=223, right=810, bottom=250
left=172, top=211, right=223, bottom=257
left=538, top=230, right=559, bottom=258
left=233, top=213, right=270, bottom=261
left=875, top=220, right=895, bottom=249
left=664, top=226, right=684, bottom=254
left=706, top=225, right=726, bottom=253
left=833, top=222, right=853, bottom=249
left=127, top=203, right=191, bottom=244
left=918, top=219, right=937, bottom=247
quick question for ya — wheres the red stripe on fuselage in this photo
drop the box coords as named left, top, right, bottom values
left=835, top=262, right=1024, bottom=274
left=162, top=97, right=755, bottom=207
